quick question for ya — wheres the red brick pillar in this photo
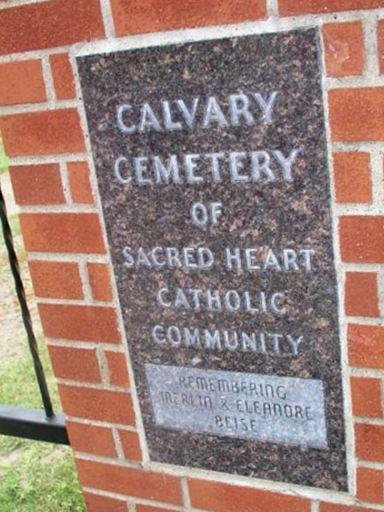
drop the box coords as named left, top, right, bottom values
left=1, top=1, right=384, bottom=511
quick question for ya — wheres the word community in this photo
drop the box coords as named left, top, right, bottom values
left=152, top=324, right=304, bottom=356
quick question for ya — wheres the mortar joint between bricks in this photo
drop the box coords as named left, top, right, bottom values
left=376, top=267, right=384, bottom=319
left=344, top=315, right=384, bottom=326
left=362, top=12, right=381, bottom=78
left=0, top=0, right=52, bottom=10
left=75, top=453, right=142, bottom=470
left=127, top=499, right=136, bottom=512
left=311, top=501, right=320, bottom=512
left=112, top=427, right=125, bottom=459
left=77, top=260, right=94, bottom=303
left=350, top=368, right=384, bottom=379
left=8, top=153, right=89, bottom=166
left=65, top=415, right=137, bottom=431
left=99, top=0, right=116, bottom=38
left=0, top=99, right=78, bottom=116
left=181, top=477, right=191, bottom=511
left=17, top=204, right=98, bottom=215
left=380, top=377, right=384, bottom=417
left=370, top=151, right=384, bottom=208
left=96, top=345, right=109, bottom=384
left=41, top=54, right=56, bottom=105
left=35, top=297, right=113, bottom=307
left=59, top=161, right=73, bottom=205
left=266, top=0, right=279, bottom=17
left=354, top=416, right=384, bottom=426
left=56, top=377, right=130, bottom=393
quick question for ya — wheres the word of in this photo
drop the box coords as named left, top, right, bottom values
left=190, top=201, right=222, bottom=227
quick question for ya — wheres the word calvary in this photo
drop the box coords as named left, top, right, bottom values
left=116, top=91, right=278, bottom=133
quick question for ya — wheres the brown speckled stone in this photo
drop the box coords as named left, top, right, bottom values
left=77, top=28, right=347, bottom=490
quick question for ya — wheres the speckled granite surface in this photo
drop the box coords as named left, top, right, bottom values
left=77, top=28, right=347, bottom=490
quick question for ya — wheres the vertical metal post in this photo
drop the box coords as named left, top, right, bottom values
left=0, top=178, right=54, bottom=418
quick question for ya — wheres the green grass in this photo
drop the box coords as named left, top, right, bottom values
left=0, top=346, right=86, bottom=511
left=0, top=170, right=85, bottom=511
left=0, top=444, right=85, bottom=512
left=0, top=340, right=59, bottom=406
left=8, top=213, right=21, bottom=238
left=0, top=134, right=9, bottom=175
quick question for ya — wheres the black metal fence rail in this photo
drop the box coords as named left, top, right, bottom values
left=0, top=177, right=68, bottom=445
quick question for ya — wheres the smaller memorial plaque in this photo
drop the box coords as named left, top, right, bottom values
left=77, top=27, right=348, bottom=490
left=146, top=364, right=327, bottom=448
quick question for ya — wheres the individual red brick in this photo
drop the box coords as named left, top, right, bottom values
left=67, top=162, right=94, bottom=204
left=320, top=504, right=377, bottom=512
left=118, top=429, right=142, bottom=461
left=48, top=345, right=101, bottom=383
left=136, top=506, right=175, bottom=512
left=356, top=467, right=384, bottom=503
left=83, top=492, right=127, bottom=512
left=87, top=263, right=113, bottom=302
left=66, top=421, right=117, bottom=457
left=0, top=0, right=104, bottom=55
left=0, top=60, right=46, bottom=106
left=189, top=478, right=310, bottom=512
left=9, top=164, right=65, bottom=206
left=345, top=272, right=379, bottom=317
left=349, top=324, right=384, bottom=369
left=29, top=260, right=82, bottom=300
left=111, top=0, right=266, bottom=36
left=19, top=213, right=105, bottom=254
left=59, top=385, right=135, bottom=425
left=49, top=54, right=76, bottom=100
left=329, top=88, right=384, bottom=142
left=76, top=459, right=182, bottom=504
left=38, top=304, right=120, bottom=343
left=351, top=376, right=382, bottom=418
left=378, top=20, right=384, bottom=74
left=0, top=109, right=85, bottom=156
left=355, top=423, right=384, bottom=462
left=333, top=153, right=372, bottom=204
left=340, top=216, right=384, bottom=263
left=106, top=351, right=130, bottom=387
left=279, top=0, right=384, bottom=16
left=323, top=22, right=364, bottom=77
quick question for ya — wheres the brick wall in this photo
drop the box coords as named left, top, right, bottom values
left=1, top=1, right=384, bottom=511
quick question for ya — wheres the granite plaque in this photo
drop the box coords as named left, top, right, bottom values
left=146, top=364, right=328, bottom=448
left=77, top=28, right=348, bottom=490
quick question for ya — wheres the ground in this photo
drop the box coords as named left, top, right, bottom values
left=0, top=169, right=85, bottom=512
